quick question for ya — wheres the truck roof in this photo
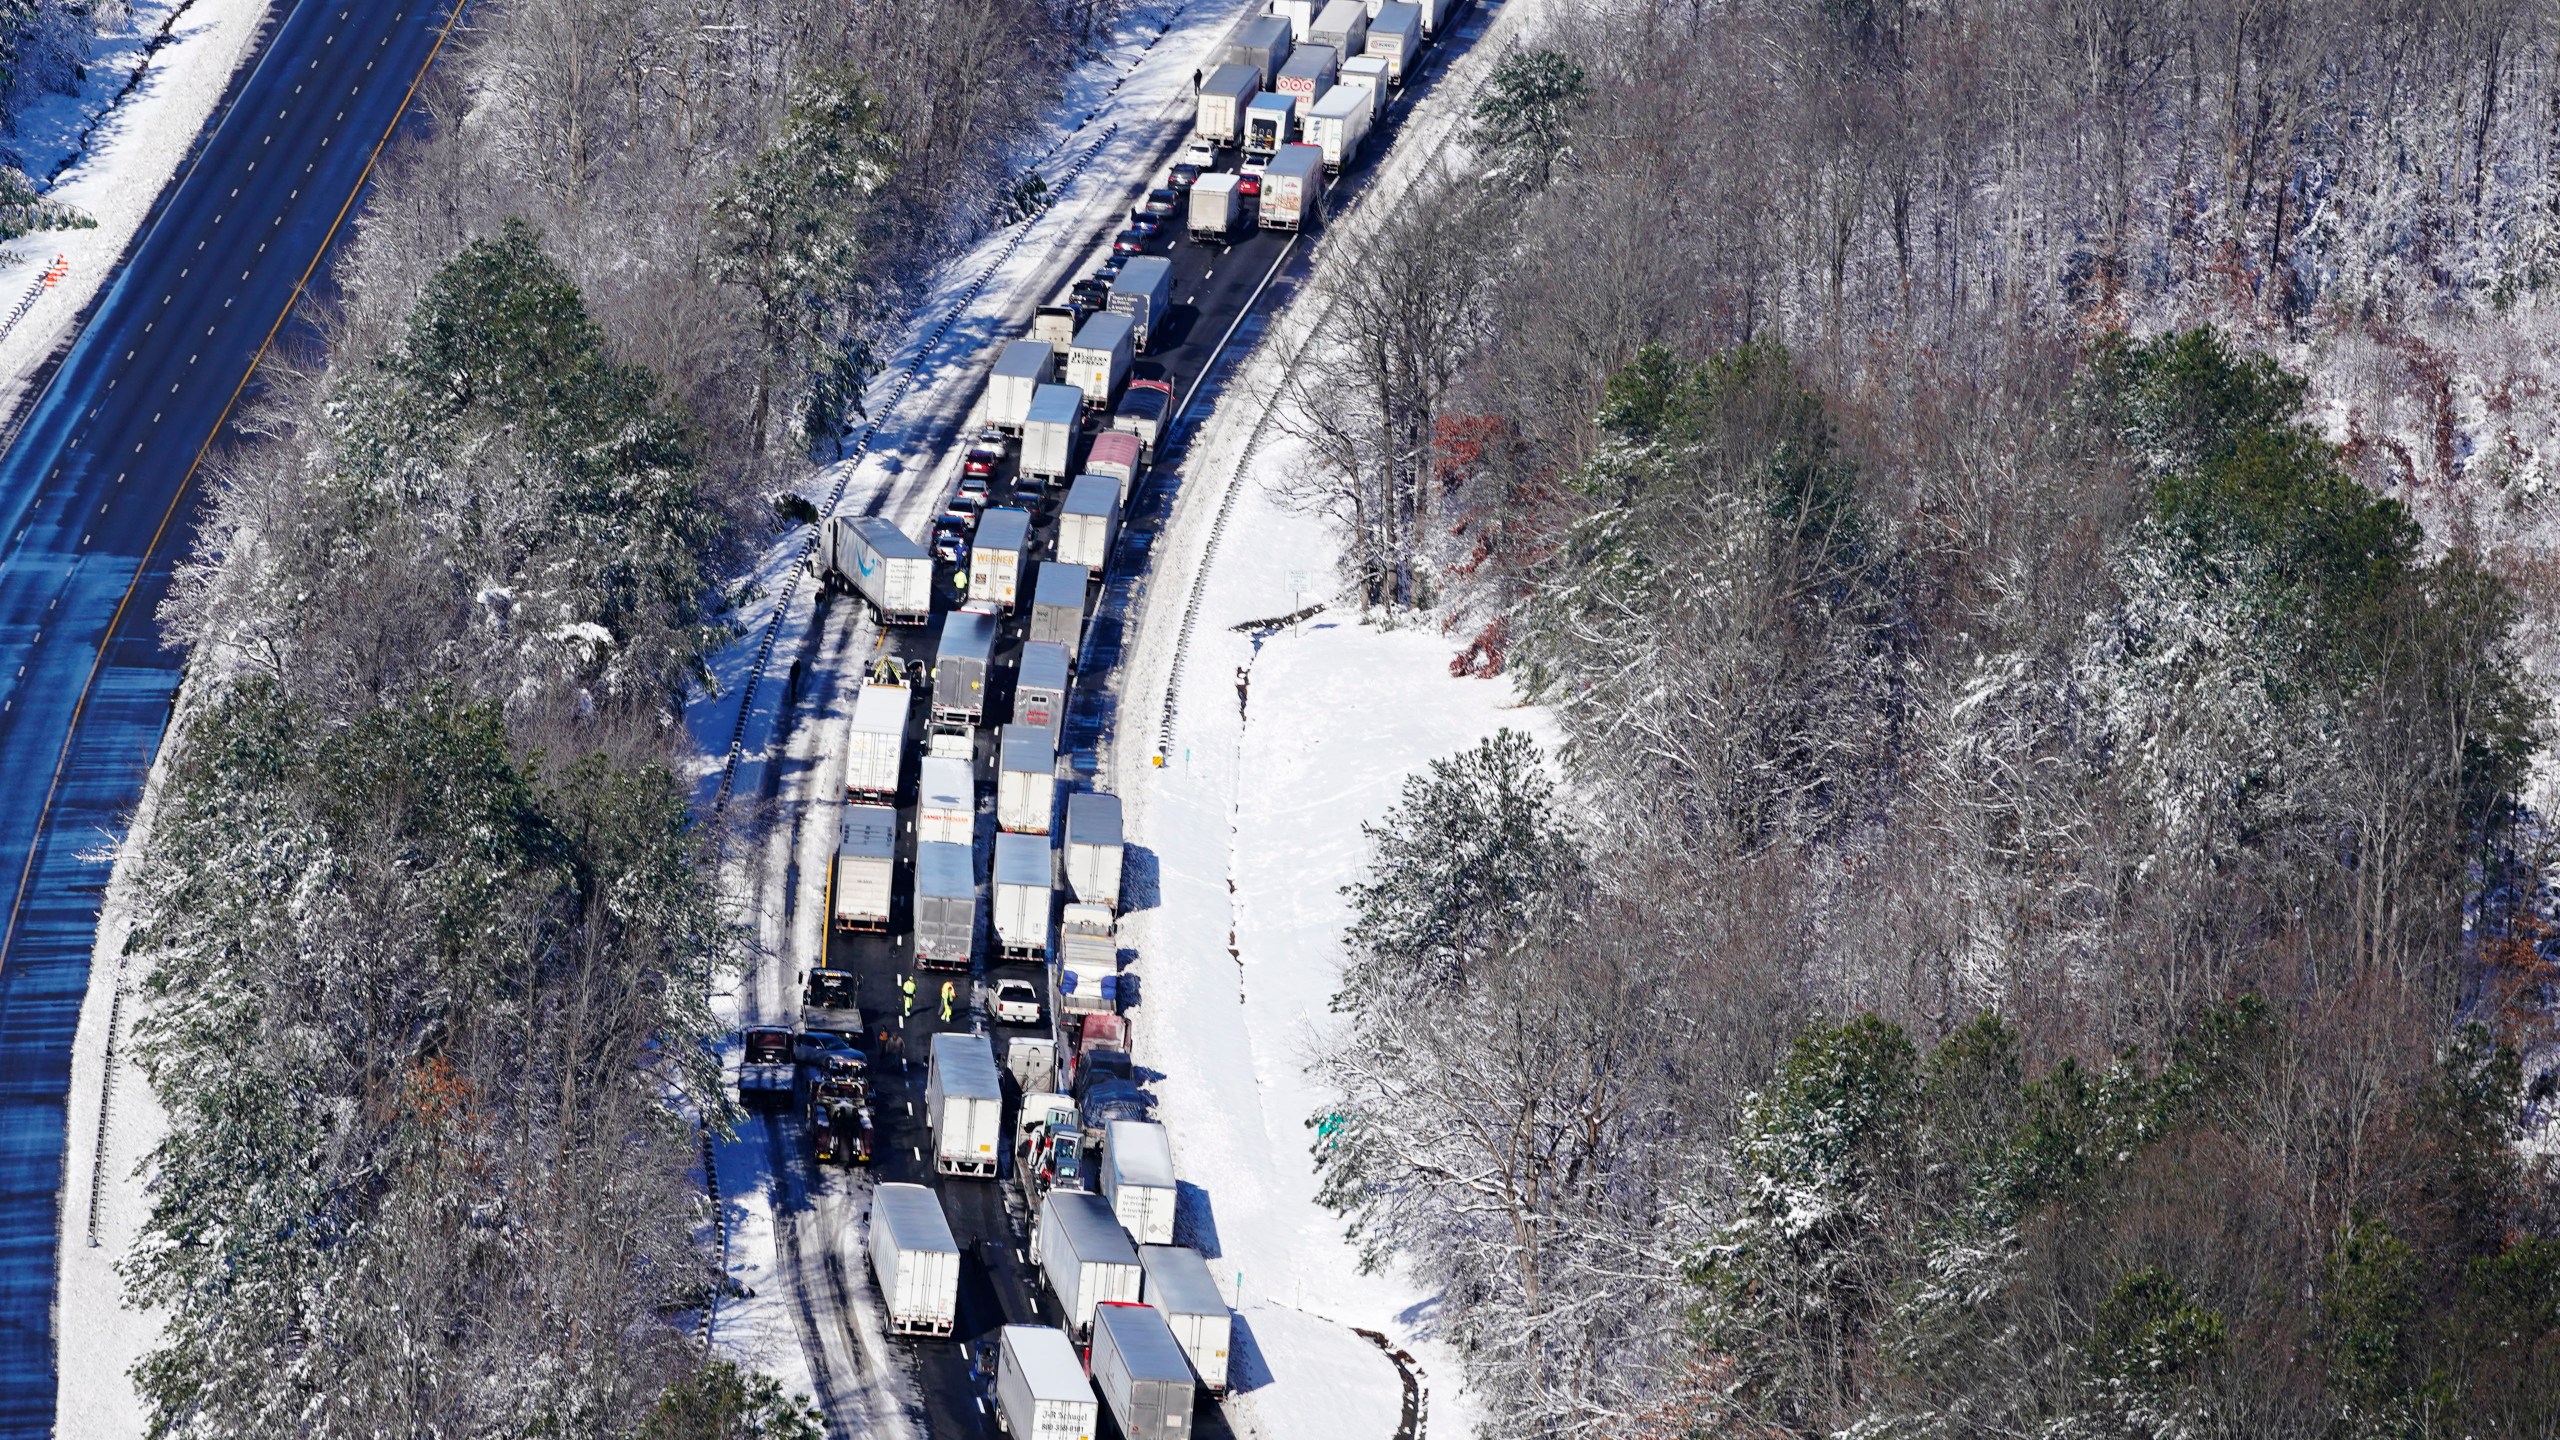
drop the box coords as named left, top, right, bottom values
left=1067, top=791, right=1124, bottom=848
left=1279, top=43, right=1336, bottom=79
left=1072, top=310, right=1135, bottom=353
left=1000, top=1325, right=1091, bottom=1401
left=1231, top=14, right=1291, bottom=52
left=1017, top=640, right=1072, bottom=695
left=931, top=1031, right=1004, bottom=1098
left=920, top=754, right=972, bottom=813
left=1138, top=1244, right=1229, bottom=1318
left=915, top=840, right=976, bottom=901
left=1310, top=83, right=1367, bottom=117
left=995, top=829, right=1052, bottom=888
left=1195, top=171, right=1241, bottom=196
left=974, top=506, right=1031, bottom=554
left=1063, top=473, right=1119, bottom=520
left=847, top=514, right=928, bottom=561
left=1043, top=1190, right=1141, bottom=1265
left=850, top=680, right=909, bottom=735
left=1093, top=1302, right=1193, bottom=1381
left=1370, top=0, right=1420, bottom=33
left=1107, top=1119, right=1177, bottom=1188
left=874, top=1183, right=961, bottom=1254
left=841, top=804, right=898, bottom=860
left=1268, top=143, right=1325, bottom=180
left=994, top=338, right=1053, bottom=381
left=1034, top=561, right=1092, bottom=609
left=1247, top=91, right=1295, bottom=116
left=1028, top=382, right=1085, bottom=426
left=937, top=608, right=998, bottom=664
left=1000, top=722, right=1057, bottom=774
left=1201, top=61, right=1261, bottom=99
left=1089, top=430, right=1143, bottom=467
left=1111, top=254, right=1172, bottom=296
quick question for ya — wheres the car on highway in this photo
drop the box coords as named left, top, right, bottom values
left=932, top=519, right=971, bottom=563
left=975, top=423, right=1009, bottom=447
left=958, top=475, right=991, bottom=503
left=992, top=978, right=1043, bottom=1025
left=794, top=1029, right=863, bottom=1068
left=1235, top=169, right=1263, bottom=197
left=963, top=448, right=1003, bottom=479
left=1180, top=138, right=1217, bottom=169
left=1071, top=277, right=1112, bottom=310
left=1166, top=163, right=1202, bottom=192
left=942, top=489, right=984, bottom=519
left=1095, top=254, right=1128, bottom=281
left=1140, top=187, right=1181, bottom=220
left=1112, top=227, right=1150, bottom=256
left=1012, top=477, right=1048, bottom=509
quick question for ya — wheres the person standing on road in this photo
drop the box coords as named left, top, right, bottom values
left=899, top=973, right=916, bottom=1019
left=1236, top=665, right=1250, bottom=718
left=939, top=980, right=957, bottom=1023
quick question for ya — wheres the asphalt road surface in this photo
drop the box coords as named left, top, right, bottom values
left=756, top=7, right=1494, bottom=1433
left=0, top=2, right=462, bottom=1431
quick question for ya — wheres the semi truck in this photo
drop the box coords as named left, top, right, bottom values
left=1102, top=1119, right=1179, bottom=1245
left=737, top=1026, right=795, bottom=1109
left=1338, top=54, right=1390, bottom=120
left=1308, top=0, right=1369, bottom=64
left=1028, top=562, right=1091, bottom=651
left=970, top=506, right=1032, bottom=608
left=1270, top=0, right=1316, bottom=39
left=832, top=803, right=897, bottom=931
left=993, top=829, right=1054, bottom=960
left=1058, top=904, right=1118, bottom=1016
left=1087, top=428, right=1145, bottom=502
left=1035, top=1190, right=1144, bottom=1338
left=928, top=1031, right=1005, bottom=1176
left=1139, top=1244, right=1235, bottom=1393
left=1066, top=311, right=1135, bottom=409
left=996, top=1325, right=1099, bottom=1440
left=912, top=839, right=978, bottom=970
left=1022, top=382, right=1085, bottom=480
left=812, top=515, right=932, bottom=625
left=986, top=338, right=1055, bottom=432
left=1064, top=790, right=1124, bottom=909
left=1221, top=14, right=1292, bottom=86
left=1014, top=640, right=1072, bottom=734
left=919, top=754, right=974, bottom=845
left=1108, top=255, right=1173, bottom=353
left=998, top=723, right=1060, bottom=835
left=842, top=677, right=910, bottom=799
left=1259, top=143, right=1326, bottom=230
left=1195, top=62, right=1260, bottom=146
left=1244, top=92, right=1294, bottom=158
left=1276, top=43, right=1336, bottom=119
left=1366, top=0, right=1421, bottom=83
left=1033, top=304, right=1078, bottom=357
left=869, top=1184, right=961, bottom=1336
left=932, top=609, right=998, bottom=724
left=1056, top=473, right=1122, bottom=573
left=1188, top=171, right=1243, bottom=242
left=1090, top=1302, right=1197, bottom=1437
left=1304, top=81, right=1372, bottom=170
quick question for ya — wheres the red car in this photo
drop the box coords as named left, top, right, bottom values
left=1235, top=170, right=1263, bottom=197
left=963, top=449, right=1002, bottom=479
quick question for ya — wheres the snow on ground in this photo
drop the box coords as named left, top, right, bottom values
left=0, top=0, right=273, bottom=402
left=1224, top=1303, right=1409, bottom=1440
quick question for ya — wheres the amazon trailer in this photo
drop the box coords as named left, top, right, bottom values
left=1056, top=473, right=1123, bottom=574
left=1195, top=62, right=1261, bottom=146
left=1014, top=640, right=1073, bottom=734
left=1189, top=170, right=1243, bottom=243
left=1057, top=905, right=1118, bottom=1016
left=1337, top=54, right=1389, bottom=121
left=1366, top=0, right=1421, bottom=83
left=832, top=803, right=897, bottom=931
left=1028, top=562, right=1092, bottom=651
left=1259, top=144, right=1326, bottom=230
left=1221, top=14, right=1292, bottom=87
left=919, top=754, right=975, bottom=846
left=928, top=1031, right=1005, bottom=1176
left=971, top=506, right=1033, bottom=609
left=813, top=515, right=932, bottom=625
left=1304, top=82, right=1372, bottom=171
left=1085, top=429, right=1145, bottom=504
left=932, top=609, right=998, bottom=725
left=1108, top=255, right=1173, bottom=353
left=1064, top=791, right=1124, bottom=910
left=1308, top=0, right=1368, bottom=64
left=912, top=840, right=978, bottom=970
left=1139, top=1245, right=1235, bottom=1393
left=1102, top=1119, right=1178, bottom=1245
left=987, top=338, right=1056, bottom=432
left=1243, top=91, right=1294, bottom=159
left=1066, top=312, right=1135, bottom=410
left=1090, top=1302, right=1197, bottom=1437
left=843, top=680, right=911, bottom=800
left=996, top=1325, right=1100, bottom=1440
left=998, top=723, right=1060, bottom=836
left=869, top=1183, right=961, bottom=1336
left=994, top=830, right=1055, bottom=961
left=1023, top=383, right=1086, bottom=480
left=1034, top=1190, right=1144, bottom=1338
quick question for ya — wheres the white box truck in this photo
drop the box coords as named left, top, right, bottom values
left=1108, top=255, right=1173, bottom=353
left=1035, top=1190, right=1144, bottom=1338
left=813, top=515, right=932, bottom=624
left=1366, top=0, right=1421, bottom=83
left=912, top=839, right=978, bottom=970
left=1085, top=431, right=1144, bottom=504
left=919, top=754, right=974, bottom=845
left=1056, top=474, right=1122, bottom=573
left=933, top=609, right=998, bottom=725
left=1309, top=0, right=1368, bottom=63
left=1195, top=62, right=1260, bottom=145
left=1337, top=53, right=1389, bottom=121
left=869, top=1184, right=961, bottom=1335
left=998, top=723, right=1059, bottom=835
left=1023, top=383, right=1085, bottom=480
left=928, top=1031, right=1005, bottom=1176
left=1276, top=43, right=1335, bottom=119
left=1064, top=791, right=1124, bottom=910
left=1058, top=905, right=1117, bottom=1016
left=1102, top=1120, right=1178, bottom=1245
left=1304, top=82, right=1372, bottom=171
left=833, top=803, right=897, bottom=931
left=1189, top=171, right=1243, bottom=243
left=996, top=1325, right=1099, bottom=1440
left=1221, top=14, right=1292, bottom=86
left=1260, top=144, right=1326, bottom=230
left=843, top=680, right=910, bottom=799
left=1270, top=0, right=1316, bottom=40
left=987, top=338, right=1055, bottom=432
left=971, top=506, right=1033, bottom=608
left=1066, top=312, right=1135, bottom=410
left=1090, top=1303, right=1197, bottom=1436
left=1028, top=562, right=1092, bottom=651
left=1244, top=92, right=1294, bottom=158
left=994, top=829, right=1054, bottom=960
left=1139, top=1245, right=1234, bottom=1393
left=1034, top=304, right=1079, bottom=358
left=1014, top=641, right=1072, bottom=733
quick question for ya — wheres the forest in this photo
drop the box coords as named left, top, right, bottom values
left=1305, top=1, right=2560, bottom=1436
left=110, top=0, right=1083, bottom=1434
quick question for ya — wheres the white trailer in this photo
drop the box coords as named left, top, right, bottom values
left=928, top=1031, right=1005, bottom=1176
left=1090, top=1303, right=1197, bottom=1437
left=1056, top=474, right=1122, bottom=573
left=1259, top=144, right=1326, bottom=230
left=1108, top=255, right=1173, bottom=353
left=1085, top=430, right=1144, bottom=505
left=919, top=754, right=974, bottom=846
left=1066, top=312, right=1135, bottom=409
left=1366, top=0, right=1421, bottom=83
left=1304, top=82, right=1372, bottom=171
left=971, top=506, right=1033, bottom=609
left=1308, top=0, right=1369, bottom=63
left=998, top=722, right=1059, bottom=835
left=813, top=515, right=932, bottom=624
left=933, top=609, right=999, bottom=725
left=1023, top=383, right=1085, bottom=480
left=1103, top=1120, right=1179, bottom=1245
left=843, top=680, right=910, bottom=799
left=869, top=1184, right=961, bottom=1336
left=1244, top=91, right=1294, bottom=158
left=1064, top=791, right=1124, bottom=910
left=987, top=338, right=1055, bottom=432
left=1028, top=562, right=1091, bottom=651
left=1337, top=54, right=1389, bottom=121
left=1139, top=1245, right=1234, bottom=1393
left=994, top=830, right=1054, bottom=960
left=1033, top=304, right=1079, bottom=358
left=1058, top=905, right=1117, bottom=1016
left=912, top=839, right=978, bottom=970
left=1014, top=641, right=1072, bottom=734
left=833, top=803, right=897, bottom=931
left=1195, top=62, right=1261, bottom=145
left=1035, top=1190, right=1144, bottom=1338
left=1189, top=171, right=1243, bottom=242
left=1221, top=14, right=1293, bottom=86
left=1269, top=0, right=1316, bottom=40
left=1276, top=43, right=1336, bottom=120
left=996, top=1325, right=1100, bottom=1440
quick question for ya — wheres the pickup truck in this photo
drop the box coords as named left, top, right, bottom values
left=993, top=977, right=1044, bottom=1026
